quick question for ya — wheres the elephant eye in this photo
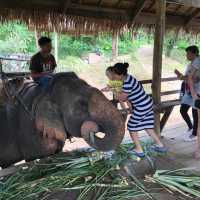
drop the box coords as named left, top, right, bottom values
left=77, top=100, right=88, bottom=109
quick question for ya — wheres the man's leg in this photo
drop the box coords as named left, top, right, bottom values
left=180, top=104, right=193, bottom=130
left=40, top=76, right=52, bottom=90
left=192, top=108, right=198, bottom=136
left=195, top=109, right=200, bottom=159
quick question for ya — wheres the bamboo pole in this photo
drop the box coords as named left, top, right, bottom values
left=34, top=28, right=40, bottom=50
left=54, top=31, right=58, bottom=63
left=152, top=0, right=166, bottom=135
left=112, top=31, right=118, bottom=61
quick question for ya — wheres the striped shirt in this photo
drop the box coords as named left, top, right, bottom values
left=122, top=74, right=153, bottom=113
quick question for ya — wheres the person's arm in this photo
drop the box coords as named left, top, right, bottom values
left=189, top=58, right=200, bottom=99
left=174, top=69, right=186, bottom=80
left=188, top=67, right=198, bottom=99
left=29, top=56, right=43, bottom=75
left=127, top=101, right=132, bottom=109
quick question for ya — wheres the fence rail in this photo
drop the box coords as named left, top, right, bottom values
left=139, top=76, right=180, bottom=96
left=139, top=77, right=179, bottom=84
left=5, top=74, right=181, bottom=97
left=0, top=56, right=30, bottom=62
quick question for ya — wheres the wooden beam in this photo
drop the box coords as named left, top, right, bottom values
left=63, top=0, right=71, bottom=14
left=70, top=3, right=127, bottom=16
left=146, top=0, right=155, bottom=11
left=34, top=28, right=40, bottom=50
left=167, top=0, right=200, bottom=8
left=54, top=31, right=58, bottom=62
left=112, top=32, right=118, bottom=60
left=116, top=0, right=122, bottom=8
left=174, top=4, right=182, bottom=12
left=63, top=8, right=200, bottom=31
left=97, top=0, right=102, bottom=6
left=130, top=0, right=147, bottom=25
left=139, top=77, right=178, bottom=85
left=152, top=0, right=166, bottom=135
left=185, top=8, right=200, bottom=26
left=160, top=106, right=174, bottom=132
left=0, top=2, right=200, bottom=31
left=66, top=4, right=200, bottom=28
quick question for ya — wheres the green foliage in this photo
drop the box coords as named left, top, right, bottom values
left=59, top=35, right=94, bottom=58
left=96, top=34, right=112, bottom=56
left=0, top=22, right=36, bottom=54
left=169, top=48, right=187, bottom=66
left=57, top=56, right=90, bottom=73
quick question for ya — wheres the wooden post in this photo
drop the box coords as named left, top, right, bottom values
left=54, top=31, right=58, bottom=63
left=112, top=31, right=118, bottom=61
left=152, top=0, right=166, bottom=135
left=34, top=28, right=40, bottom=50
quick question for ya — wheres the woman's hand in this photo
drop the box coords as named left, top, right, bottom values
left=117, top=92, right=128, bottom=102
left=193, top=93, right=199, bottom=100
left=174, top=69, right=184, bottom=80
left=188, top=67, right=198, bottom=100
left=101, top=87, right=111, bottom=92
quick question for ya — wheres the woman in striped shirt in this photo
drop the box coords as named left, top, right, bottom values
left=112, top=63, right=167, bottom=157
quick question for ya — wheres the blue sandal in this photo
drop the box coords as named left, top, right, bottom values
left=128, top=150, right=145, bottom=158
left=150, top=145, right=168, bottom=153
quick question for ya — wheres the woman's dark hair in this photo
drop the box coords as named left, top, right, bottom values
left=112, top=63, right=129, bottom=75
left=185, top=45, right=199, bottom=56
left=38, top=37, right=52, bottom=47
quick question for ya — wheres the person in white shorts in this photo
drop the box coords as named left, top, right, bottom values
left=187, top=45, right=200, bottom=159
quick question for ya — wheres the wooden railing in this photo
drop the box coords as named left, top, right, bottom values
left=139, top=77, right=180, bottom=97
left=5, top=74, right=181, bottom=99
left=5, top=72, right=30, bottom=79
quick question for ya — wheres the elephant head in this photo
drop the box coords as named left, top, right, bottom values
left=35, top=73, right=125, bottom=151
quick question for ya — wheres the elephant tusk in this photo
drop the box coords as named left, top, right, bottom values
left=88, top=132, right=106, bottom=147
left=89, top=132, right=95, bottom=144
left=95, top=132, right=106, bottom=139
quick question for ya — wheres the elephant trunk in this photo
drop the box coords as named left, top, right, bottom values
left=81, top=90, right=125, bottom=151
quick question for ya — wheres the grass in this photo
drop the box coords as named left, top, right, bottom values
left=147, top=169, right=200, bottom=198
left=1, top=143, right=199, bottom=200
left=0, top=143, right=157, bottom=200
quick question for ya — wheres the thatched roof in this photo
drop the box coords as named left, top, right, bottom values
left=1, top=0, right=200, bottom=34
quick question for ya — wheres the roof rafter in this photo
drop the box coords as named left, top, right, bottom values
left=63, top=0, right=71, bottom=14
left=69, top=3, right=127, bottom=15
left=174, top=4, right=182, bottom=12
left=167, top=0, right=200, bottom=8
left=146, top=0, right=155, bottom=11
left=0, top=0, right=200, bottom=33
left=97, top=0, right=102, bottom=6
left=116, top=0, right=122, bottom=8
left=130, top=0, right=147, bottom=25
left=185, top=8, right=200, bottom=26
left=65, top=5, right=200, bottom=28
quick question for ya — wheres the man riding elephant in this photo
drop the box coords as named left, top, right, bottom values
left=30, top=36, right=57, bottom=89
left=0, top=72, right=125, bottom=168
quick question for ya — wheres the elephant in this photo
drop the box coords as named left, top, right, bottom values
left=0, top=72, right=125, bottom=168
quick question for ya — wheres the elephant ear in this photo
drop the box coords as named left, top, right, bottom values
left=35, top=95, right=67, bottom=142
